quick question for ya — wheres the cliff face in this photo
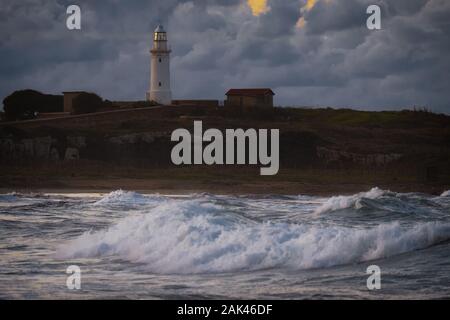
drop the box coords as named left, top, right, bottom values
left=0, top=132, right=171, bottom=165
left=0, top=129, right=434, bottom=171
left=1, top=136, right=59, bottom=161
left=317, top=147, right=403, bottom=167
left=0, top=106, right=449, bottom=180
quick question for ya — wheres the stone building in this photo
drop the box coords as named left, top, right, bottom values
left=225, top=88, right=275, bottom=108
left=63, top=91, right=85, bottom=113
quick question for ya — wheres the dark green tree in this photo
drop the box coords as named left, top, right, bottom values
left=3, top=89, right=63, bottom=120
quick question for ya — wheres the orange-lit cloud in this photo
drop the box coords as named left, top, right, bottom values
left=247, top=0, right=270, bottom=16
left=304, top=0, right=318, bottom=12
left=297, top=0, right=332, bottom=28
left=296, top=17, right=306, bottom=29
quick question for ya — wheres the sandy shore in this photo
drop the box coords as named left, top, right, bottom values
left=1, top=176, right=448, bottom=197
left=1, top=165, right=448, bottom=197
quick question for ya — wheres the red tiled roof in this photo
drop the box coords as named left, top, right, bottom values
left=225, top=88, right=275, bottom=96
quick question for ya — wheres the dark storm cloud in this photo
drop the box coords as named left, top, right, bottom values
left=303, top=0, right=368, bottom=35
left=0, top=0, right=449, bottom=113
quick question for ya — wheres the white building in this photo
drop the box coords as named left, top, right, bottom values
left=147, top=25, right=172, bottom=105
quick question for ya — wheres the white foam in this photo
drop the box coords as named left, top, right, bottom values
left=441, top=190, right=450, bottom=197
left=313, top=187, right=387, bottom=215
left=56, top=198, right=450, bottom=274
left=93, top=190, right=159, bottom=206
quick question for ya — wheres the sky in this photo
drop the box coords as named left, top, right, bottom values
left=1, top=0, right=449, bottom=113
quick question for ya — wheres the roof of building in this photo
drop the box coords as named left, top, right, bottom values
left=155, top=25, right=165, bottom=33
left=225, top=88, right=275, bottom=96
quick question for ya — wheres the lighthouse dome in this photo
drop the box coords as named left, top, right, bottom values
left=155, top=25, right=165, bottom=33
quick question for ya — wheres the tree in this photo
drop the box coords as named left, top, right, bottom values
left=3, top=89, right=63, bottom=121
left=3, top=90, right=42, bottom=120
left=71, top=92, right=104, bottom=115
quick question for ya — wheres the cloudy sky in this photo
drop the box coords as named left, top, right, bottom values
left=1, top=0, right=449, bottom=112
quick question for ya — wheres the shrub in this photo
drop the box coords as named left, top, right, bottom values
left=3, top=89, right=63, bottom=120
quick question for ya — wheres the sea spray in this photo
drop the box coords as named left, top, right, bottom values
left=3, top=190, right=450, bottom=299
left=313, top=187, right=387, bottom=215
left=93, top=190, right=162, bottom=206
left=57, top=196, right=450, bottom=274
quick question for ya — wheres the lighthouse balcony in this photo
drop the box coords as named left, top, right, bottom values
left=150, top=49, right=171, bottom=54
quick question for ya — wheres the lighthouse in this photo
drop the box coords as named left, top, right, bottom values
left=147, top=25, right=172, bottom=105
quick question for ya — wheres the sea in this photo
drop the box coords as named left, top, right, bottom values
left=1, top=188, right=450, bottom=299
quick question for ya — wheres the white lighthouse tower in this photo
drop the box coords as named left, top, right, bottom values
left=147, top=25, right=172, bottom=105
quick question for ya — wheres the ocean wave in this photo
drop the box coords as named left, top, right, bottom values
left=93, top=190, right=161, bottom=206
left=313, top=187, right=388, bottom=215
left=0, top=193, right=19, bottom=202
left=56, top=198, right=450, bottom=274
left=441, top=190, right=450, bottom=197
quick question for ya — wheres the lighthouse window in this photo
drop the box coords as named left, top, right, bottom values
left=154, top=33, right=167, bottom=41
left=159, top=82, right=162, bottom=87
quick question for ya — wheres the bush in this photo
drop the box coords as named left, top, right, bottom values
left=72, top=92, right=104, bottom=115
left=103, top=99, right=114, bottom=108
left=3, top=89, right=63, bottom=121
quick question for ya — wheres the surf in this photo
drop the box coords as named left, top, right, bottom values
left=56, top=190, right=450, bottom=274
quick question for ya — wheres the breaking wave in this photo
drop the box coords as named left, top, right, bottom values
left=93, top=190, right=160, bottom=206
left=442, top=190, right=450, bottom=197
left=57, top=197, right=450, bottom=274
left=313, top=187, right=388, bottom=215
